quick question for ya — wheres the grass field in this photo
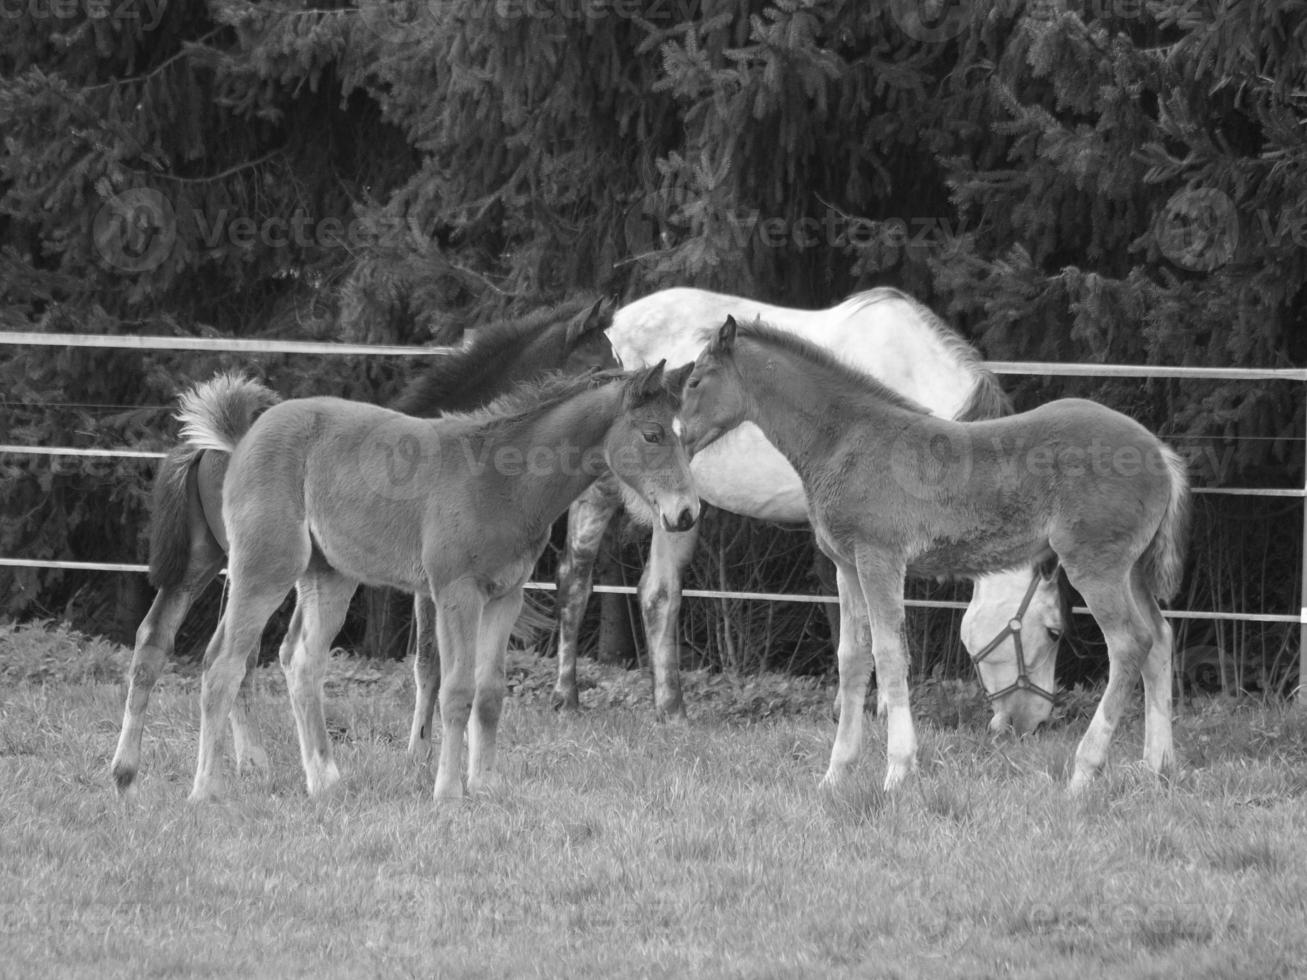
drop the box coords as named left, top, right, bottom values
left=1, top=620, right=1305, bottom=979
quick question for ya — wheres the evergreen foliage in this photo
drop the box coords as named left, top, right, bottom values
left=2, top=0, right=1302, bottom=679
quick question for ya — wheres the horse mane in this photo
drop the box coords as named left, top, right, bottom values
left=439, top=368, right=626, bottom=433
left=845, top=288, right=1012, bottom=421
left=734, top=319, right=932, bottom=416
left=390, top=295, right=603, bottom=416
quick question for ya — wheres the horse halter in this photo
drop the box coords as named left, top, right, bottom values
left=968, top=567, right=1059, bottom=706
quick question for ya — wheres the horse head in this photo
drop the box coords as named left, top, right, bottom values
left=677, top=316, right=750, bottom=455
left=607, top=360, right=700, bottom=533
left=960, top=564, right=1064, bottom=734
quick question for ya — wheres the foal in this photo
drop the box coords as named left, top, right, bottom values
left=111, top=296, right=615, bottom=796
left=678, top=318, right=1190, bottom=792
left=181, top=364, right=698, bottom=802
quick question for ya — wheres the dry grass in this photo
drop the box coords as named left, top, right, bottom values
left=1, top=621, right=1305, bottom=979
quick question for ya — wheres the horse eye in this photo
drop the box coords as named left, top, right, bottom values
left=686, top=376, right=700, bottom=390
left=1046, top=627, right=1064, bottom=642
left=642, top=429, right=664, bottom=444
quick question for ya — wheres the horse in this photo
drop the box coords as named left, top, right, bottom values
left=547, top=287, right=1064, bottom=732
left=181, top=362, right=698, bottom=802
left=678, top=317, right=1190, bottom=792
left=110, top=296, right=617, bottom=796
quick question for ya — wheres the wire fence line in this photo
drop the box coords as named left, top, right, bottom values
left=3, top=330, right=1305, bottom=628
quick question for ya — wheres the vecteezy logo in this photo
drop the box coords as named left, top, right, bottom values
left=357, top=417, right=441, bottom=501
left=888, top=421, right=972, bottom=500
left=92, top=188, right=176, bottom=273
left=889, top=0, right=972, bottom=42
left=1156, top=187, right=1239, bottom=272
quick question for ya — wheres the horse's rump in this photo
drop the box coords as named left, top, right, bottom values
left=1138, top=444, right=1191, bottom=600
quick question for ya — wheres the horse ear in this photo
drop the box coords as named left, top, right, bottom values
left=568, top=297, right=608, bottom=346
left=664, top=361, right=694, bottom=396
left=629, top=359, right=666, bottom=402
left=713, top=316, right=738, bottom=354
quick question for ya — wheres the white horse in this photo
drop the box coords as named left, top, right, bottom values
left=548, top=287, right=1064, bottom=733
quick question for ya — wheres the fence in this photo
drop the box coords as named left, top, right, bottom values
left=2, top=331, right=1305, bottom=651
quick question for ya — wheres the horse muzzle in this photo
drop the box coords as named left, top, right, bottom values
left=661, top=504, right=699, bottom=533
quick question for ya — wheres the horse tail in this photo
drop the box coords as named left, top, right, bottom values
left=1140, top=444, right=1192, bottom=601
left=147, top=443, right=205, bottom=589
left=176, top=372, right=279, bottom=454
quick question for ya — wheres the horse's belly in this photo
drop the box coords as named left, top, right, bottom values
left=690, top=424, right=808, bottom=522
left=908, top=532, right=1046, bottom=579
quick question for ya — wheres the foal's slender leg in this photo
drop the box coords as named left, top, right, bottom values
left=112, top=554, right=222, bottom=795
left=821, top=562, right=875, bottom=788
left=432, top=584, right=485, bottom=801
left=282, top=573, right=358, bottom=796
left=190, top=585, right=289, bottom=802
left=1065, top=568, right=1152, bottom=792
left=228, top=605, right=289, bottom=777
left=640, top=520, right=700, bottom=722
left=853, top=553, right=916, bottom=791
left=408, top=594, right=439, bottom=758
left=1133, top=567, right=1176, bottom=775
left=553, top=482, right=619, bottom=711
left=467, top=587, right=527, bottom=796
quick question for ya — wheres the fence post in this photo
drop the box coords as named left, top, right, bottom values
left=1301, top=386, right=1307, bottom=680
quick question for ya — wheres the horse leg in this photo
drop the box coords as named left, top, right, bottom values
left=407, top=593, right=439, bottom=758
left=467, top=587, right=526, bottom=796
left=281, top=572, right=358, bottom=796
left=821, top=561, right=874, bottom=788
left=1064, top=567, right=1152, bottom=792
left=1133, top=566, right=1176, bottom=775
left=112, top=554, right=222, bottom=796
left=854, top=553, right=915, bottom=790
left=811, top=548, right=841, bottom=651
left=553, top=482, right=619, bottom=711
left=432, top=584, right=485, bottom=802
left=190, top=584, right=289, bottom=802
left=228, top=604, right=286, bottom=778
left=640, top=520, right=699, bottom=722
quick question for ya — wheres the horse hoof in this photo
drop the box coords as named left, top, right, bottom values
left=433, top=784, right=465, bottom=803
left=305, top=761, right=342, bottom=797
left=655, top=702, right=688, bottom=724
left=188, top=782, right=223, bottom=804
left=551, top=689, right=580, bottom=712
left=882, top=759, right=914, bottom=792
left=111, top=764, right=137, bottom=797
left=467, top=773, right=503, bottom=797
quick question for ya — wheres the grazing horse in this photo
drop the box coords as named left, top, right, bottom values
left=678, top=318, right=1190, bottom=792
left=550, top=287, right=1063, bottom=731
left=110, top=297, right=616, bottom=796
left=182, top=364, right=698, bottom=802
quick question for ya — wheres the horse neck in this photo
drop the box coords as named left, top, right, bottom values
left=499, top=382, right=623, bottom=510
left=733, top=340, right=903, bottom=472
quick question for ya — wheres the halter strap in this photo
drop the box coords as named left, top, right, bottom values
left=969, top=567, right=1059, bottom=706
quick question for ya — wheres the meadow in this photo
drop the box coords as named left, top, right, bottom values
left=1, top=620, right=1304, bottom=980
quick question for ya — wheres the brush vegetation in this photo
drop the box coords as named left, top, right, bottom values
left=1, top=620, right=1305, bottom=979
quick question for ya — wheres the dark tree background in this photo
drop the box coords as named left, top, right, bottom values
left=2, top=0, right=1303, bottom=688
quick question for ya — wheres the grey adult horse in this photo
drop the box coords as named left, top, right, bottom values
left=678, top=318, right=1190, bottom=792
